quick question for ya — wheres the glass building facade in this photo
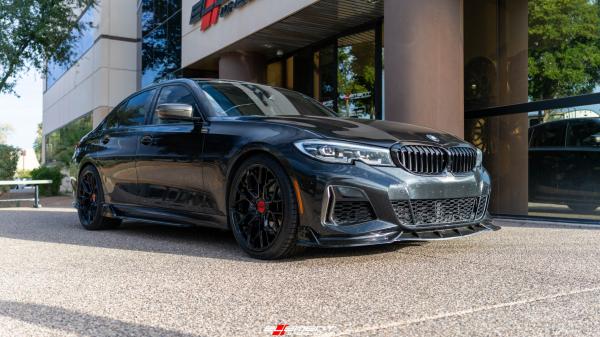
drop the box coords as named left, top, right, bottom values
left=464, top=0, right=600, bottom=221
left=44, top=113, right=92, bottom=164
left=265, top=22, right=384, bottom=120
left=46, top=6, right=97, bottom=89
left=140, top=0, right=182, bottom=87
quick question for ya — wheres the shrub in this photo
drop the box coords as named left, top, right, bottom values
left=0, top=145, right=19, bottom=193
left=30, top=166, right=63, bottom=196
left=0, top=144, right=19, bottom=180
left=16, top=169, right=32, bottom=179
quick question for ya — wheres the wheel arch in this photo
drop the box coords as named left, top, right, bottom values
left=225, top=145, right=300, bottom=221
left=75, top=159, right=106, bottom=197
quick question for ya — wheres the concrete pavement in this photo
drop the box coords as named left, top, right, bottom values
left=0, top=202, right=599, bottom=336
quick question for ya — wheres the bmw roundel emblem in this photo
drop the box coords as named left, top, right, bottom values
left=426, top=134, right=440, bottom=142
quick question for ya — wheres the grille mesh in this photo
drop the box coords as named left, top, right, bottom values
left=391, top=200, right=412, bottom=226
left=412, top=198, right=477, bottom=225
left=475, top=194, right=488, bottom=220
left=332, top=201, right=376, bottom=225
left=392, top=195, right=489, bottom=226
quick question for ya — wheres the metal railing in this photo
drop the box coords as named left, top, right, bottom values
left=0, top=180, right=53, bottom=208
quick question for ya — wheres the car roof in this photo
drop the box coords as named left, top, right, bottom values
left=531, top=117, right=599, bottom=129
left=154, top=78, right=297, bottom=93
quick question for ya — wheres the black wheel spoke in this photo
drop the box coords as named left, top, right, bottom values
left=230, top=164, right=285, bottom=252
left=78, top=171, right=100, bottom=226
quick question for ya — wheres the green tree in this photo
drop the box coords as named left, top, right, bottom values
left=32, top=122, right=42, bottom=162
left=528, top=0, right=600, bottom=100
left=0, top=144, right=19, bottom=180
left=0, top=0, right=95, bottom=95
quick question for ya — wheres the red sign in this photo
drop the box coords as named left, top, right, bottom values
left=190, top=0, right=255, bottom=31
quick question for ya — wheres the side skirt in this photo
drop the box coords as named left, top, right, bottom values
left=101, top=203, right=229, bottom=230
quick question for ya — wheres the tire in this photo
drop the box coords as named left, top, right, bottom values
left=228, top=155, right=302, bottom=260
left=567, top=203, right=599, bottom=213
left=77, top=165, right=121, bottom=230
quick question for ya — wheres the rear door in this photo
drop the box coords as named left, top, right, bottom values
left=135, top=84, right=209, bottom=213
left=95, top=89, right=157, bottom=205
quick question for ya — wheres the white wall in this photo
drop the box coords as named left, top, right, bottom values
left=42, top=0, right=138, bottom=136
left=181, top=0, right=319, bottom=68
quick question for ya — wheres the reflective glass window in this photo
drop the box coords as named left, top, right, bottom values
left=465, top=0, right=600, bottom=111
left=44, top=114, right=92, bottom=164
left=46, top=7, right=97, bottom=89
left=337, top=30, right=376, bottom=119
left=567, top=119, right=600, bottom=147
left=141, top=11, right=182, bottom=87
left=197, top=81, right=335, bottom=117
left=141, top=0, right=181, bottom=37
left=106, top=90, right=156, bottom=128
left=466, top=103, right=600, bottom=220
left=530, top=122, right=566, bottom=147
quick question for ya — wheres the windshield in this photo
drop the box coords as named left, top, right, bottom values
left=195, top=81, right=336, bottom=118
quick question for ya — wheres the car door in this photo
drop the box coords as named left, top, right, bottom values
left=95, top=89, right=156, bottom=205
left=563, top=119, right=600, bottom=202
left=136, top=84, right=210, bottom=213
left=528, top=122, right=566, bottom=203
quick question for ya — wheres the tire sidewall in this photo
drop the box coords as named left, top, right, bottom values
left=77, top=165, right=105, bottom=230
left=228, top=155, right=299, bottom=259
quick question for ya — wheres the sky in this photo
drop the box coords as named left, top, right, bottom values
left=0, top=69, right=43, bottom=150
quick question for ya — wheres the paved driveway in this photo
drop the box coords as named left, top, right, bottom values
left=0, top=203, right=599, bottom=336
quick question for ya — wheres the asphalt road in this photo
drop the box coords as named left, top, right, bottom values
left=0, top=202, right=599, bottom=336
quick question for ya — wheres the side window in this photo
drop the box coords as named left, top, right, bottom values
left=120, top=89, right=156, bottom=126
left=104, top=104, right=123, bottom=130
left=105, top=89, right=156, bottom=129
left=530, top=123, right=566, bottom=147
left=567, top=120, right=600, bottom=147
left=152, top=85, right=200, bottom=124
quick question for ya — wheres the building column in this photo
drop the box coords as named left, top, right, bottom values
left=218, top=52, right=266, bottom=83
left=384, top=0, right=464, bottom=138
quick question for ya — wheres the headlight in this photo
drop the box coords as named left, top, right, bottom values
left=475, top=148, right=483, bottom=167
left=294, top=139, right=394, bottom=166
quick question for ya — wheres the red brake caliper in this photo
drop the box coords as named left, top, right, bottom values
left=256, top=200, right=266, bottom=214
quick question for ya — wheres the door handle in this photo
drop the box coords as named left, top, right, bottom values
left=140, top=135, right=153, bottom=145
left=102, top=135, right=110, bottom=144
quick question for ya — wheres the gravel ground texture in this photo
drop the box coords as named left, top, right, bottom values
left=0, top=199, right=599, bottom=337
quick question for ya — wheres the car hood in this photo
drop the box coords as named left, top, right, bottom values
left=256, top=116, right=464, bottom=147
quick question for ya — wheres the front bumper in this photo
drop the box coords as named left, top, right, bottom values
left=290, top=159, right=497, bottom=248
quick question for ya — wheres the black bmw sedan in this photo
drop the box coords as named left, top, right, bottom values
left=72, top=79, right=497, bottom=259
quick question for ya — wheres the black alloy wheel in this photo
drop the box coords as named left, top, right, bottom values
left=229, top=155, right=301, bottom=259
left=77, top=165, right=121, bottom=230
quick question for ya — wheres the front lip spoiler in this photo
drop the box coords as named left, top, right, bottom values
left=298, top=219, right=500, bottom=248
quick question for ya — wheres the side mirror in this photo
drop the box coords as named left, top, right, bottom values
left=156, top=103, right=195, bottom=121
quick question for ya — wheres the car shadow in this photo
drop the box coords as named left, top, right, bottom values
left=0, top=208, right=421, bottom=262
left=0, top=300, right=204, bottom=337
